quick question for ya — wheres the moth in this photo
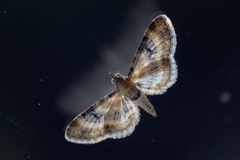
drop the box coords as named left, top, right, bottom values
left=65, top=15, right=177, bottom=144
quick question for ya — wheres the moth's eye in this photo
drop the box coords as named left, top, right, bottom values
left=115, top=73, right=121, bottom=78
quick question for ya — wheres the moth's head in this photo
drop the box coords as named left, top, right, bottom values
left=109, top=73, right=124, bottom=85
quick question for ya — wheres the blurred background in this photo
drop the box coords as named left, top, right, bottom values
left=1, top=0, right=240, bottom=159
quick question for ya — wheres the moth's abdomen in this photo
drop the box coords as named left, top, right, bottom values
left=126, top=87, right=141, bottom=101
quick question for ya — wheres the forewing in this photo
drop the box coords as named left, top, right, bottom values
left=65, top=90, right=140, bottom=144
left=128, top=15, right=177, bottom=95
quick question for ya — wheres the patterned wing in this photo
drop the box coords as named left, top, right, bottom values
left=128, top=15, right=177, bottom=95
left=65, top=90, right=140, bottom=144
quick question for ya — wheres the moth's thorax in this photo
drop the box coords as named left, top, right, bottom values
left=112, top=73, right=141, bottom=101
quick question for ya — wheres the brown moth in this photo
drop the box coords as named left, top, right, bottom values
left=65, top=15, right=177, bottom=144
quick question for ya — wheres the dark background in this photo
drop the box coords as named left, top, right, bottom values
left=1, top=0, right=240, bottom=160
